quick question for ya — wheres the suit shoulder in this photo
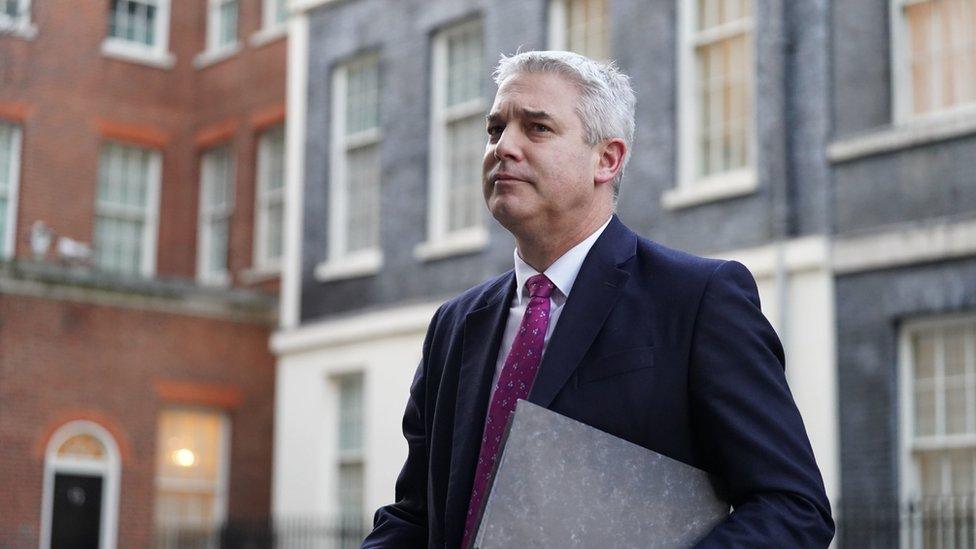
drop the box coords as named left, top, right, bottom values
left=434, top=270, right=513, bottom=321
left=634, top=236, right=729, bottom=279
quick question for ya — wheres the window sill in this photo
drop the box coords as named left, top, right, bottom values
left=238, top=265, right=280, bottom=284
left=101, top=39, right=176, bottom=69
left=661, top=169, right=758, bottom=210
left=413, top=227, right=489, bottom=261
left=197, top=272, right=231, bottom=288
left=193, top=43, right=242, bottom=69
left=314, top=249, right=383, bottom=282
left=249, top=25, right=287, bottom=48
left=0, top=20, right=38, bottom=39
left=827, top=107, right=976, bottom=163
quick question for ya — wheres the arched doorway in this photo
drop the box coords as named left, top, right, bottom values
left=39, top=420, right=120, bottom=549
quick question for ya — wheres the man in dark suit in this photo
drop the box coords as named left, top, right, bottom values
left=363, top=51, right=833, bottom=548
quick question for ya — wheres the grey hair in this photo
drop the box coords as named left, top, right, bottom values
left=492, top=50, right=636, bottom=202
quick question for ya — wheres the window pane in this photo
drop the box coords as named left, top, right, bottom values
left=0, top=122, right=15, bottom=258
left=94, top=142, right=153, bottom=276
left=2, top=0, right=20, bottom=18
left=345, top=58, right=380, bottom=136
left=916, top=382, right=937, bottom=437
left=905, top=0, right=976, bottom=116
left=57, top=434, right=107, bottom=460
left=445, top=115, right=483, bottom=232
left=199, top=147, right=233, bottom=281
left=446, top=25, right=483, bottom=108
left=345, top=144, right=380, bottom=253
left=274, top=0, right=287, bottom=24
left=696, top=30, right=753, bottom=178
left=108, top=0, right=159, bottom=46
left=154, top=408, right=226, bottom=542
left=267, top=201, right=283, bottom=260
left=257, top=127, right=285, bottom=265
left=337, top=374, right=364, bottom=454
left=919, top=450, right=946, bottom=497
left=564, top=0, right=610, bottom=60
left=950, top=449, right=975, bottom=496
left=219, top=0, right=238, bottom=47
left=338, top=462, right=364, bottom=521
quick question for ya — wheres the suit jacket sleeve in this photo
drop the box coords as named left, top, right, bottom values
left=688, top=261, right=834, bottom=548
left=361, top=310, right=439, bottom=548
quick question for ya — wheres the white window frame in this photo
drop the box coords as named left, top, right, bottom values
left=101, top=0, right=175, bottom=69
left=665, top=0, right=757, bottom=210
left=153, top=408, right=232, bottom=543
left=890, top=0, right=976, bottom=126
left=547, top=0, right=611, bottom=60
left=333, top=372, right=366, bottom=524
left=315, top=53, right=383, bottom=282
left=0, top=122, right=22, bottom=261
left=250, top=0, right=287, bottom=46
left=93, top=142, right=162, bottom=278
left=0, top=0, right=37, bottom=39
left=899, top=314, right=976, bottom=547
left=197, top=145, right=236, bottom=286
left=415, top=19, right=489, bottom=262
left=195, top=0, right=242, bottom=68
left=39, top=420, right=122, bottom=549
left=252, top=125, right=285, bottom=274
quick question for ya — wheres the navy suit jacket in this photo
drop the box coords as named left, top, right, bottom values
left=363, top=216, right=833, bottom=548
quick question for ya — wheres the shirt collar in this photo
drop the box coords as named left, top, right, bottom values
left=513, top=216, right=612, bottom=305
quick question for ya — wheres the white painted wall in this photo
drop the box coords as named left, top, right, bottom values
left=722, top=236, right=839, bottom=503
left=271, top=303, right=437, bottom=519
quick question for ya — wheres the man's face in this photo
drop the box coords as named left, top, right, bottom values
left=482, top=71, right=602, bottom=234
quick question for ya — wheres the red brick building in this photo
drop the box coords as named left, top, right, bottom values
left=0, top=1, right=286, bottom=547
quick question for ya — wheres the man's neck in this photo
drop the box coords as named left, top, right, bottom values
left=514, top=209, right=612, bottom=272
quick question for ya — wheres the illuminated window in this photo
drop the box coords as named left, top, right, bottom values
left=93, top=142, right=161, bottom=277
left=197, top=145, right=235, bottom=285
left=548, top=0, right=611, bottom=60
left=892, top=0, right=976, bottom=120
left=153, top=408, right=230, bottom=547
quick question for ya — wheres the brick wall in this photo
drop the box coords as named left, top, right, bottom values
left=0, top=292, right=276, bottom=548
left=0, top=0, right=286, bottom=286
left=0, top=1, right=285, bottom=546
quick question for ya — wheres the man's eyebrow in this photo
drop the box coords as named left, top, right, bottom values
left=485, top=108, right=556, bottom=124
left=521, top=108, right=555, bottom=121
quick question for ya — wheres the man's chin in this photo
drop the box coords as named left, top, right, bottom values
left=488, top=200, right=534, bottom=228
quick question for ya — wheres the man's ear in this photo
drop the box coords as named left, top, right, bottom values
left=594, top=138, right=627, bottom=187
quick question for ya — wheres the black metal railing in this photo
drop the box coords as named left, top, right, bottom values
left=153, top=517, right=368, bottom=549
left=838, top=496, right=976, bottom=548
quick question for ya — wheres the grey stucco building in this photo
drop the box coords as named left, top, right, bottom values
left=271, top=0, right=976, bottom=545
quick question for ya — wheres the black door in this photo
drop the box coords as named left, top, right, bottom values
left=51, top=473, right=102, bottom=549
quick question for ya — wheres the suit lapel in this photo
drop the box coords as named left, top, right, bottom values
left=444, top=273, right=515, bottom=546
left=528, top=216, right=637, bottom=408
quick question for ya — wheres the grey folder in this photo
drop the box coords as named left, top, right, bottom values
left=471, top=400, right=730, bottom=549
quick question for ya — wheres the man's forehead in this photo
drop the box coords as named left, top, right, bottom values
left=489, top=73, right=579, bottom=118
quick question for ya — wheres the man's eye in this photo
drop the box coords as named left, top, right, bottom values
left=487, top=125, right=503, bottom=138
left=531, top=123, right=552, bottom=133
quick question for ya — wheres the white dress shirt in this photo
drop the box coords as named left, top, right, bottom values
left=488, top=217, right=613, bottom=400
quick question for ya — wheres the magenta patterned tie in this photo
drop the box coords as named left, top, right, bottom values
left=461, top=273, right=555, bottom=548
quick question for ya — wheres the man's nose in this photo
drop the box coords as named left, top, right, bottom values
left=493, top=126, right=524, bottom=161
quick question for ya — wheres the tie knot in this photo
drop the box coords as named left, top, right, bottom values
left=526, top=274, right=555, bottom=299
